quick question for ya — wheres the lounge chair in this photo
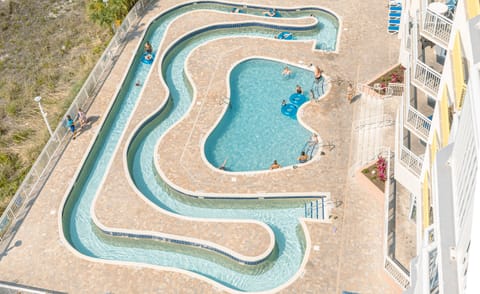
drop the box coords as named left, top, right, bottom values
left=389, top=19, right=401, bottom=25
left=388, top=25, right=400, bottom=33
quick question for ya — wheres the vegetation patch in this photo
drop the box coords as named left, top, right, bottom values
left=369, top=64, right=405, bottom=90
left=361, top=156, right=387, bottom=192
left=0, top=0, right=116, bottom=214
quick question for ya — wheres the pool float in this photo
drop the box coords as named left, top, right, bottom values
left=289, top=93, right=307, bottom=106
left=281, top=103, right=297, bottom=117
left=231, top=7, right=244, bottom=13
left=264, top=8, right=280, bottom=17
left=277, top=32, right=293, bottom=40
left=141, top=52, right=155, bottom=64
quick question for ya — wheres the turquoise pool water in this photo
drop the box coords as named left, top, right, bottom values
left=205, top=59, right=316, bottom=172
left=63, top=2, right=338, bottom=292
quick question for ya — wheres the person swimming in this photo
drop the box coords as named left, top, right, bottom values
left=296, top=85, right=303, bottom=94
left=298, top=151, right=308, bottom=163
left=218, top=158, right=228, bottom=170
left=270, top=160, right=281, bottom=170
left=144, top=41, right=153, bottom=53
left=264, top=8, right=277, bottom=17
left=282, top=66, right=292, bottom=77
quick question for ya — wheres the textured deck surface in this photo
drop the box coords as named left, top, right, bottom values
left=0, top=0, right=408, bottom=293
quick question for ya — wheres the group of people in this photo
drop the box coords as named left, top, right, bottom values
left=269, top=133, right=319, bottom=169
left=282, top=64, right=323, bottom=81
left=66, top=108, right=88, bottom=140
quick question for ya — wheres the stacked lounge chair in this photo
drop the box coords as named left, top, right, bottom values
left=388, top=0, right=402, bottom=34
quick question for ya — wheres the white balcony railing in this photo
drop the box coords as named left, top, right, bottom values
left=357, top=83, right=393, bottom=98
left=399, top=145, right=424, bottom=177
left=405, top=106, right=431, bottom=142
left=422, top=9, right=453, bottom=48
left=385, top=257, right=411, bottom=289
left=413, top=60, right=441, bottom=96
left=388, top=82, right=405, bottom=97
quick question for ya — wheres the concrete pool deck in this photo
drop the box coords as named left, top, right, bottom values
left=0, top=0, right=405, bottom=293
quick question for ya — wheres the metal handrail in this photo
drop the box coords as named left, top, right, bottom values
left=0, top=0, right=154, bottom=242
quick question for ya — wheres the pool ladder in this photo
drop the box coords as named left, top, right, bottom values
left=302, top=142, right=317, bottom=159
left=304, top=198, right=325, bottom=219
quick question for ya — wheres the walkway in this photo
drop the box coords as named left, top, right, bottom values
left=0, top=0, right=403, bottom=293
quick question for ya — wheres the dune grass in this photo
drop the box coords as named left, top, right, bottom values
left=0, top=0, right=111, bottom=215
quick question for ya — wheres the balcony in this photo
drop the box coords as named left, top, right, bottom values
left=405, top=107, right=431, bottom=142
left=399, top=145, right=424, bottom=177
left=403, top=68, right=434, bottom=142
left=395, top=109, right=424, bottom=195
left=421, top=9, right=453, bottom=48
left=412, top=60, right=442, bottom=97
left=411, top=12, right=444, bottom=98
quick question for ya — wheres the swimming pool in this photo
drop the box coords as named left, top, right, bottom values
left=63, top=2, right=338, bottom=292
left=205, top=59, right=317, bottom=172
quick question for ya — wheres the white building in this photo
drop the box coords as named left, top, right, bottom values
left=393, top=0, right=480, bottom=292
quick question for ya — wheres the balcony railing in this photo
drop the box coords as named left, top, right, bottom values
left=399, top=145, right=424, bottom=176
left=405, top=106, right=431, bottom=141
left=385, top=257, right=411, bottom=289
left=357, top=83, right=393, bottom=98
left=422, top=9, right=453, bottom=48
left=388, top=82, right=405, bottom=96
left=413, top=60, right=441, bottom=96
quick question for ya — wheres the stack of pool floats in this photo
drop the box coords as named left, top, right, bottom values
left=388, top=0, right=402, bottom=34
left=281, top=93, right=308, bottom=118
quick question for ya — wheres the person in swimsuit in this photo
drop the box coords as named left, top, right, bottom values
left=296, top=85, right=303, bottom=94
left=298, top=151, right=309, bottom=163
left=282, top=66, right=292, bottom=77
left=264, top=8, right=277, bottom=17
left=270, top=160, right=281, bottom=170
left=144, top=41, right=153, bottom=53
left=313, top=65, right=323, bottom=81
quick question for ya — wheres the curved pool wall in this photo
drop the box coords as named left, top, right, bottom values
left=169, top=1, right=340, bottom=51
left=204, top=59, right=316, bottom=172
left=62, top=2, right=338, bottom=293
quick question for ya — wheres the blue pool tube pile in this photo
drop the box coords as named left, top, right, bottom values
left=281, top=93, right=308, bottom=118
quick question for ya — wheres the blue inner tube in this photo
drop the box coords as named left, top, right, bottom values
left=289, top=93, right=307, bottom=106
left=277, top=31, right=293, bottom=40
left=141, top=52, right=155, bottom=64
left=281, top=103, right=297, bottom=117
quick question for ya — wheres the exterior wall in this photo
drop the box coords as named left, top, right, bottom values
left=398, top=0, right=480, bottom=292
left=450, top=88, right=478, bottom=291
